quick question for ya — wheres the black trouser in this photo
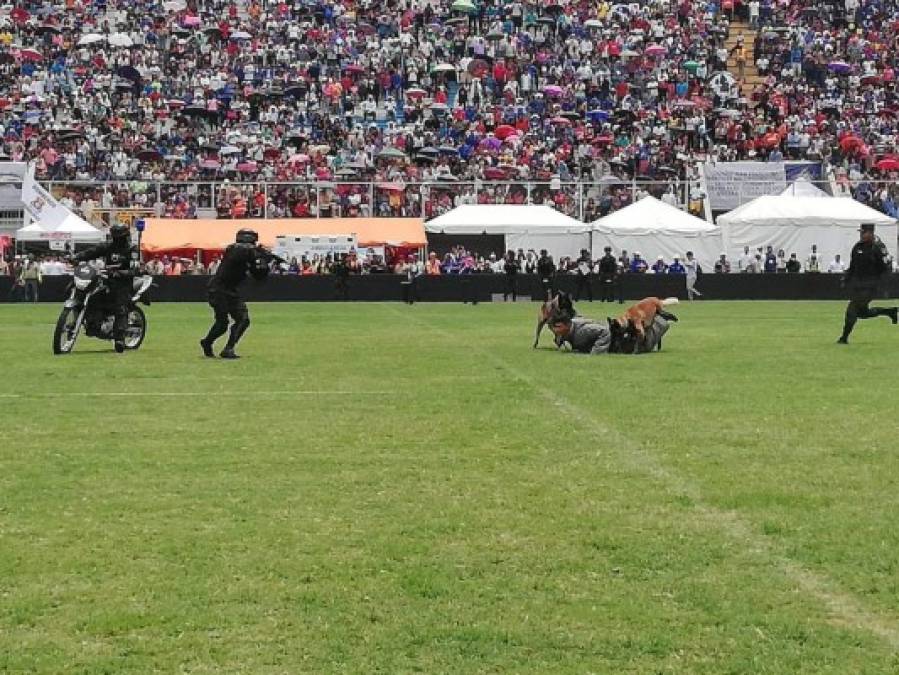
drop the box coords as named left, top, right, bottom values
left=841, top=281, right=897, bottom=339
left=539, top=276, right=554, bottom=301
left=598, top=276, right=619, bottom=302
left=402, top=277, right=416, bottom=304
left=335, top=276, right=349, bottom=301
left=575, top=273, right=592, bottom=301
left=462, top=274, right=478, bottom=304
left=106, top=280, right=131, bottom=341
left=503, top=274, right=517, bottom=301
left=205, top=286, right=250, bottom=350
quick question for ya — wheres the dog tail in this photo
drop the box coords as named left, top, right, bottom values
left=661, top=297, right=679, bottom=307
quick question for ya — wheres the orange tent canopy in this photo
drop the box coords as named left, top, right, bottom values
left=141, top=217, right=426, bottom=253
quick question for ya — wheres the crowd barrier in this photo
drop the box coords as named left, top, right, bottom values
left=3, top=274, right=898, bottom=304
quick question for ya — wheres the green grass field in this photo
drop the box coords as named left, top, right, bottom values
left=2, top=300, right=899, bottom=673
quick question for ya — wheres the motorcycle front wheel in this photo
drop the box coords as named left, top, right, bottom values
left=123, top=306, right=146, bottom=350
left=52, top=307, right=81, bottom=354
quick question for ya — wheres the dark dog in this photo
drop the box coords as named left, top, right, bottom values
left=608, top=315, right=672, bottom=353
left=534, top=291, right=576, bottom=348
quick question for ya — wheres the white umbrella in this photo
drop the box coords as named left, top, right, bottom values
left=230, top=30, right=252, bottom=40
left=163, top=0, right=187, bottom=10
left=220, top=145, right=241, bottom=155
left=78, top=34, right=105, bottom=46
left=108, top=33, right=133, bottom=48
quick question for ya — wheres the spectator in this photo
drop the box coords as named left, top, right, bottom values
left=714, top=254, right=731, bottom=274
left=738, top=246, right=753, bottom=273
left=786, top=253, right=802, bottom=274
left=828, top=254, right=847, bottom=274
left=425, top=252, right=441, bottom=275
left=630, top=252, right=648, bottom=274
left=806, top=245, right=821, bottom=273
left=502, top=250, right=519, bottom=302
left=668, top=256, right=686, bottom=275
left=19, top=255, right=42, bottom=303
left=651, top=256, right=668, bottom=274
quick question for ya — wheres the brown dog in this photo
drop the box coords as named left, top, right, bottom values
left=614, top=296, right=679, bottom=352
left=534, top=291, right=576, bottom=348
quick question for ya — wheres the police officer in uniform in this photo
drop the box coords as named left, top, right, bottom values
left=552, top=315, right=613, bottom=354
left=74, top=223, right=139, bottom=353
left=536, top=249, right=555, bottom=300
left=597, top=245, right=620, bottom=303
left=200, top=228, right=272, bottom=359
left=837, top=223, right=897, bottom=344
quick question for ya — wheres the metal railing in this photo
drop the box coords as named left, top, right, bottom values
left=41, top=179, right=704, bottom=226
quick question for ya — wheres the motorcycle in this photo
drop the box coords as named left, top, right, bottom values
left=52, top=261, right=153, bottom=355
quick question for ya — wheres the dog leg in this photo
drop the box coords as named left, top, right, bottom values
left=534, top=318, right=547, bottom=348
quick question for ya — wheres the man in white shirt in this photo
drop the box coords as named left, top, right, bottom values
left=684, top=251, right=702, bottom=300
left=738, top=245, right=753, bottom=273
left=827, top=254, right=846, bottom=273
left=806, top=244, right=822, bottom=273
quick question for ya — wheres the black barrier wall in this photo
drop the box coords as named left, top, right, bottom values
left=2, top=274, right=898, bottom=303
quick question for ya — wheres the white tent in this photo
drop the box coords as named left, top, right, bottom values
left=779, top=176, right=829, bottom=198
left=717, top=195, right=897, bottom=266
left=590, top=196, right=723, bottom=268
left=425, top=204, right=590, bottom=258
left=16, top=211, right=104, bottom=243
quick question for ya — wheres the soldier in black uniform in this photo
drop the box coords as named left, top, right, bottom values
left=837, top=223, right=897, bottom=344
left=74, top=223, right=139, bottom=353
left=536, top=249, right=555, bottom=300
left=574, top=248, right=593, bottom=302
left=597, top=245, right=620, bottom=303
left=200, top=228, right=273, bottom=359
left=333, top=253, right=350, bottom=301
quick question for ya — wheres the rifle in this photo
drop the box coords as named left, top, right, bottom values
left=255, top=245, right=288, bottom=266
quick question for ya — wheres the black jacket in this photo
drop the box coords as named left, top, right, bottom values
left=846, top=236, right=891, bottom=282
left=211, top=243, right=269, bottom=292
left=537, top=255, right=555, bottom=278
left=75, top=239, right=139, bottom=283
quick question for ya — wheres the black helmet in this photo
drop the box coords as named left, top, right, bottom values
left=109, top=223, right=130, bottom=241
left=236, top=228, right=259, bottom=244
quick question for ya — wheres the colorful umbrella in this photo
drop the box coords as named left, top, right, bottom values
left=828, top=61, right=851, bottom=74
left=544, top=85, right=563, bottom=96
left=18, top=49, right=43, bottom=62
left=451, top=0, right=476, bottom=12
left=495, top=125, right=517, bottom=140
left=377, top=147, right=407, bottom=159
left=645, top=44, right=666, bottom=57
left=875, top=157, right=899, bottom=171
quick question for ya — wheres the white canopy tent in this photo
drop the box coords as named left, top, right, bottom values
left=425, top=204, right=591, bottom=258
left=15, top=211, right=104, bottom=243
left=717, top=195, right=897, bottom=266
left=779, top=176, right=829, bottom=198
left=590, top=196, right=723, bottom=268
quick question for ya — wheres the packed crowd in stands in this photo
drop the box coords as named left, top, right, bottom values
left=3, top=0, right=899, bottom=224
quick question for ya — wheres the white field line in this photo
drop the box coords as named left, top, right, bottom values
left=0, top=391, right=392, bottom=398
left=394, top=306, right=899, bottom=649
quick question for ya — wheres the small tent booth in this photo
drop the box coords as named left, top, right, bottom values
left=140, top=217, right=427, bottom=264
left=779, top=175, right=830, bottom=198
left=716, top=195, right=898, bottom=265
left=15, top=211, right=105, bottom=252
left=590, top=196, right=724, bottom=269
left=424, top=205, right=591, bottom=259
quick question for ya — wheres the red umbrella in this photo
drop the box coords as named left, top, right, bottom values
left=495, top=124, right=517, bottom=140
left=18, top=49, right=43, bottom=62
left=484, top=167, right=507, bottom=179
left=875, top=157, right=899, bottom=171
left=550, top=116, right=572, bottom=126
left=237, top=161, right=258, bottom=173
left=840, top=135, right=863, bottom=152
left=10, top=7, right=29, bottom=23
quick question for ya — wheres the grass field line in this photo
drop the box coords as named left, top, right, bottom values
left=395, top=307, right=899, bottom=650
left=0, top=390, right=394, bottom=398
